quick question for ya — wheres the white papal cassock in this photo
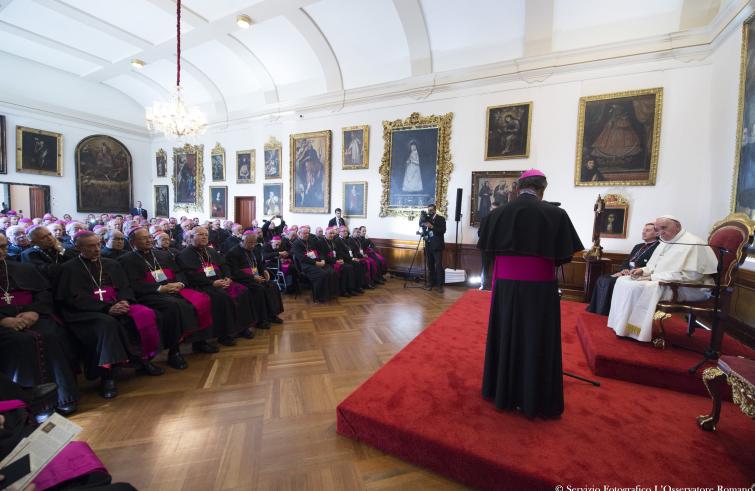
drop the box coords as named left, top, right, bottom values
left=607, top=228, right=718, bottom=342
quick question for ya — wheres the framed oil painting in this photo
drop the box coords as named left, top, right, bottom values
left=599, top=194, right=629, bottom=239
left=574, top=88, right=663, bottom=186
left=156, top=149, right=167, bottom=177
left=172, top=143, right=204, bottom=212
left=0, top=115, right=6, bottom=174
left=379, top=112, right=453, bottom=218
left=342, top=125, right=369, bottom=169
left=264, top=137, right=282, bottom=179
left=263, top=183, right=282, bottom=216
left=484, top=102, right=531, bottom=160
left=470, top=171, right=522, bottom=227
left=154, top=184, right=169, bottom=217
left=733, top=13, right=755, bottom=214
left=75, top=135, right=133, bottom=212
left=210, top=186, right=227, bottom=219
left=290, top=130, right=331, bottom=213
left=16, top=126, right=62, bottom=176
left=236, top=149, right=255, bottom=184
left=343, top=181, right=367, bottom=218
left=211, top=142, right=225, bottom=182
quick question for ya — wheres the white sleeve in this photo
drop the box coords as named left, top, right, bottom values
left=650, top=270, right=704, bottom=282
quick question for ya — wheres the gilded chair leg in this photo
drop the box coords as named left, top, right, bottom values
left=651, top=314, right=669, bottom=349
left=697, top=367, right=726, bottom=431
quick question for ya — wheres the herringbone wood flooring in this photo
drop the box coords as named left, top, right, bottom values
left=70, top=279, right=471, bottom=490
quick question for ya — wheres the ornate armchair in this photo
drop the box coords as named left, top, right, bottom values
left=654, top=213, right=754, bottom=370
left=697, top=355, right=755, bottom=431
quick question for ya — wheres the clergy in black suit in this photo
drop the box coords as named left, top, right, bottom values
left=327, top=209, right=347, bottom=228
left=21, top=226, right=78, bottom=286
left=420, top=204, right=446, bottom=292
left=130, top=201, right=148, bottom=219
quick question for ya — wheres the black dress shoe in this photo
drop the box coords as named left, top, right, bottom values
left=240, top=327, right=257, bottom=337
left=354, top=289, right=365, bottom=294
left=101, top=379, right=118, bottom=399
left=366, top=284, right=376, bottom=289
left=423, top=285, right=433, bottom=291
left=167, top=352, right=188, bottom=370
left=140, top=361, right=166, bottom=376
left=437, top=287, right=445, bottom=293
left=192, top=341, right=220, bottom=353
left=57, top=402, right=77, bottom=416
left=218, top=336, right=237, bottom=346
left=24, top=382, right=58, bottom=412
left=270, top=316, right=284, bottom=324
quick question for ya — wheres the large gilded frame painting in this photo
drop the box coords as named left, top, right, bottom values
left=732, top=13, right=755, bottom=215
left=75, top=135, right=133, bottom=212
left=16, top=126, right=63, bottom=176
left=290, top=130, right=332, bottom=213
left=172, top=143, right=204, bottom=212
left=379, top=112, right=453, bottom=218
left=574, top=88, right=662, bottom=186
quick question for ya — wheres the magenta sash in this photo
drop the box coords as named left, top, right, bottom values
left=0, top=400, right=26, bottom=412
left=34, top=442, right=107, bottom=491
left=280, top=260, right=291, bottom=275
left=241, top=267, right=257, bottom=277
left=127, top=304, right=160, bottom=360
left=177, top=289, right=212, bottom=331
left=306, top=249, right=320, bottom=260
left=333, top=262, right=343, bottom=275
left=363, top=257, right=378, bottom=280
left=5, top=290, right=33, bottom=306
left=226, top=281, right=247, bottom=299
left=98, top=286, right=117, bottom=303
left=493, top=256, right=555, bottom=282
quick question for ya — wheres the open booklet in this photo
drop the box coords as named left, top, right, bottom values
left=0, top=413, right=82, bottom=491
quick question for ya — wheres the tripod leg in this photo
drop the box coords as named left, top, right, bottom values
left=563, top=371, right=601, bottom=387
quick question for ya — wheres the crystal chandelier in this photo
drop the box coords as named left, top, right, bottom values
left=145, top=0, right=206, bottom=138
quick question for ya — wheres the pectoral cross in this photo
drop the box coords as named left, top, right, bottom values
left=94, top=288, right=106, bottom=301
left=2, top=292, right=13, bottom=304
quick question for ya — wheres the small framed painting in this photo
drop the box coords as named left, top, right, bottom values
left=236, top=149, right=255, bottom=184
left=470, top=170, right=522, bottom=227
left=599, top=194, right=629, bottom=239
left=263, top=183, right=282, bottom=216
left=154, top=184, right=169, bottom=217
left=484, top=102, right=531, bottom=160
left=342, top=125, right=369, bottom=169
left=211, top=142, right=225, bottom=182
left=209, top=186, right=227, bottom=219
left=343, top=181, right=367, bottom=218
left=264, top=137, right=282, bottom=179
left=16, top=126, right=63, bottom=176
left=156, top=148, right=167, bottom=177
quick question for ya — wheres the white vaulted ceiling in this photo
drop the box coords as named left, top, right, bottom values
left=0, top=0, right=744, bottom=132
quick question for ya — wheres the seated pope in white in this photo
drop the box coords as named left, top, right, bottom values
left=607, top=215, right=719, bottom=342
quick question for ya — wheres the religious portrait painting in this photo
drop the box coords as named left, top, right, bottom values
left=290, top=130, right=331, bottom=213
left=263, top=183, right=282, bottom=217
left=172, top=143, right=204, bottom=212
left=575, top=88, right=663, bottom=186
left=0, top=115, right=6, bottom=174
left=75, top=135, right=132, bottom=212
left=599, top=194, right=629, bottom=239
left=16, top=126, right=62, bottom=176
left=210, top=186, right=227, bottom=219
left=470, top=171, right=522, bottom=227
left=155, top=149, right=167, bottom=177
left=484, top=102, right=531, bottom=160
left=154, top=184, right=169, bottom=217
left=343, top=181, right=367, bottom=218
left=211, top=142, right=225, bottom=182
left=236, top=149, right=255, bottom=184
left=342, top=125, right=369, bottom=169
left=264, top=137, right=282, bottom=179
left=732, top=13, right=755, bottom=214
left=380, top=112, right=453, bottom=218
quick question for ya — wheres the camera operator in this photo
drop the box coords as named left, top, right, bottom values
left=420, top=203, right=446, bottom=293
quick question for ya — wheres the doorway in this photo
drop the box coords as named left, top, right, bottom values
left=0, top=182, right=51, bottom=217
left=234, top=196, right=256, bottom=228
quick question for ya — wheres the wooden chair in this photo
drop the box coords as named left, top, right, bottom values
left=697, top=355, right=755, bottom=431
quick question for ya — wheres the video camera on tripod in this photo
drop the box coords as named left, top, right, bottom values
left=416, top=210, right=431, bottom=238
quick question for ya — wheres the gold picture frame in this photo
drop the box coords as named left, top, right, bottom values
left=236, top=149, right=255, bottom=184
left=211, top=142, right=225, bottom=182
left=290, top=130, right=332, bottom=214
left=379, top=112, right=454, bottom=218
left=172, top=143, right=204, bottom=212
left=343, top=181, right=367, bottom=218
left=470, top=170, right=522, bottom=227
left=342, top=125, right=369, bottom=169
left=16, top=126, right=63, bottom=176
left=484, top=102, right=532, bottom=160
left=599, top=194, right=629, bottom=239
left=156, top=148, right=167, bottom=177
left=732, top=12, right=755, bottom=213
left=574, top=88, right=663, bottom=187
left=264, top=136, right=282, bottom=179
left=209, top=185, right=228, bottom=219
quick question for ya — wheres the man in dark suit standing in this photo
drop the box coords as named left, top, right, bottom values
left=328, top=208, right=347, bottom=229
left=130, top=201, right=148, bottom=219
left=421, top=203, right=446, bottom=293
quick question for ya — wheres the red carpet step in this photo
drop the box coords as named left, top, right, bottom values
left=337, top=290, right=755, bottom=490
left=576, top=309, right=755, bottom=397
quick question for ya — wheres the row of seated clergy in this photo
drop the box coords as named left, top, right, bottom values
left=607, top=215, right=719, bottom=342
left=0, top=226, right=283, bottom=413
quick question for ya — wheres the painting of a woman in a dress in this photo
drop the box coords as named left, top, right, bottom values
left=402, top=141, right=423, bottom=192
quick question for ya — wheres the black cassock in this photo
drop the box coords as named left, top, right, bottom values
left=291, top=238, right=336, bottom=302
left=225, top=245, right=284, bottom=322
left=0, top=261, right=79, bottom=406
left=119, top=250, right=211, bottom=346
left=478, top=193, right=583, bottom=418
left=100, top=247, right=127, bottom=260
left=176, top=246, right=254, bottom=338
left=323, top=238, right=355, bottom=295
left=20, top=246, right=78, bottom=286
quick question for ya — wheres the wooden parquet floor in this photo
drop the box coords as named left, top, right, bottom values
left=70, top=279, right=471, bottom=491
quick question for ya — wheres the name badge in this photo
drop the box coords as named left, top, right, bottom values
left=152, top=269, right=168, bottom=282
left=203, top=266, right=217, bottom=277
left=348, top=250, right=353, bottom=257
left=251, top=267, right=258, bottom=275
left=629, top=261, right=636, bottom=269
left=359, top=249, right=364, bottom=256
left=428, top=231, right=434, bottom=238
left=307, top=250, right=317, bottom=259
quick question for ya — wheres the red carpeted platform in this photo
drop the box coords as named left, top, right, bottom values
left=337, top=290, right=755, bottom=490
left=577, top=310, right=755, bottom=397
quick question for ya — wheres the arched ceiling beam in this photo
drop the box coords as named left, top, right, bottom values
left=392, top=0, right=432, bottom=76
left=131, top=71, right=170, bottom=98
left=180, top=58, right=228, bottom=118
left=0, top=19, right=109, bottom=66
left=284, top=8, right=343, bottom=92
left=221, top=34, right=278, bottom=104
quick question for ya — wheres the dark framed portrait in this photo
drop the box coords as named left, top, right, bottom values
left=264, top=137, right=282, bottom=179
left=263, top=183, right=282, bottom=217
left=236, top=149, right=254, bottom=184
left=211, top=142, right=225, bottom=182
left=0, top=115, right=6, bottom=174
left=210, top=186, right=227, bottom=219
left=154, top=185, right=169, bottom=217
left=343, top=181, right=367, bottom=218
left=380, top=112, right=453, bottom=218
left=75, top=135, right=132, bottom=212
left=290, top=130, right=331, bottom=213
left=172, top=143, right=204, bottom=212
left=470, top=170, right=522, bottom=227
left=733, top=13, right=755, bottom=214
left=575, top=88, right=663, bottom=186
left=484, top=102, right=531, bottom=160
left=16, top=126, right=63, bottom=176
left=599, top=194, right=629, bottom=239
left=342, top=125, right=369, bottom=169
left=156, top=149, right=167, bottom=177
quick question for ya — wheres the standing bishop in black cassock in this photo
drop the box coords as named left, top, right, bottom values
left=225, top=231, right=284, bottom=328
left=291, top=226, right=337, bottom=303
left=478, top=170, right=583, bottom=418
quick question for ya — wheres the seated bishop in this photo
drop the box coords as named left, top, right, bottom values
left=100, top=230, right=128, bottom=260
left=56, top=231, right=165, bottom=399
left=21, top=225, right=78, bottom=285
left=291, top=225, right=337, bottom=303
left=323, top=226, right=359, bottom=297
left=607, top=215, right=718, bottom=342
